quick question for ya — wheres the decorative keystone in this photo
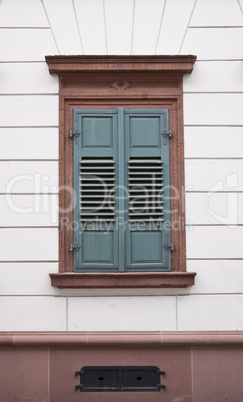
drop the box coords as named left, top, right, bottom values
left=111, top=80, right=131, bottom=90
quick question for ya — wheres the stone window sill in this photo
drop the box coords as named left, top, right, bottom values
left=50, top=272, right=196, bottom=288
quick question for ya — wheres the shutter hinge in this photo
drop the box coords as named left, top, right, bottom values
left=162, top=130, right=173, bottom=145
left=70, top=242, right=80, bottom=252
left=69, top=130, right=80, bottom=144
left=163, top=243, right=174, bottom=251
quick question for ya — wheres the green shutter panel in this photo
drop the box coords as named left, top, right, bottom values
left=124, top=109, right=172, bottom=271
left=73, top=109, right=119, bottom=271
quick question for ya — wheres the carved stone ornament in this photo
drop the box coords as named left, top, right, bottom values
left=111, top=80, right=131, bottom=90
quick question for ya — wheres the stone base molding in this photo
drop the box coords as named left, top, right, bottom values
left=1, top=331, right=243, bottom=346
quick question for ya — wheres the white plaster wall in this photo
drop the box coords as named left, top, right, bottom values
left=0, top=0, right=243, bottom=332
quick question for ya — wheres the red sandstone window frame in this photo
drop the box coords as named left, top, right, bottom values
left=45, top=55, right=197, bottom=288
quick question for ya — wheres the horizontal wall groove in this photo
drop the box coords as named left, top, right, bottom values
left=0, top=61, right=48, bottom=64
left=0, top=93, right=59, bottom=96
left=185, top=191, right=243, bottom=193
left=184, top=125, right=243, bottom=127
left=184, top=93, right=243, bottom=96
left=0, top=126, right=59, bottom=129
left=188, top=58, right=243, bottom=62
left=0, top=295, right=61, bottom=298
left=1, top=193, right=58, bottom=195
left=189, top=26, right=243, bottom=29
left=64, top=294, right=243, bottom=297
left=195, top=59, right=243, bottom=62
left=1, top=293, right=243, bottom=297
left=0, top=261, right=58, bottom=264
left=176, top=294, right=243, bottom=297
left=0, top=261, right=57, bottom=264
left=0, top=27, right=50, bottom=30
left=0, top=94, right=58, bottom=97
left=0, top=295, right=175, bottom=298
left=186, top=257, right=243, bottom=261
left=185, top=157, right=243, bottom=160
left=0, top=226, right=59, bottom=229
left=0, top=159, right=59, bottom=162
left=0, top=227, right=58, bottom=229
left=185, top=224, right=243, bottom=227
left=0, top=260, right=59, bottom=263
left=178, top=293, right=243, bottom=297
left=184, top=92, right=243, bottom=95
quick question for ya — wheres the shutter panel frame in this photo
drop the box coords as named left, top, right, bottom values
left=73, top=109, right=119, bottom=272
left=124, top=109, right=172, bottom=272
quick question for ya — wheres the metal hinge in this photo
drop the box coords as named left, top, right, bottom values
left=69, top=130, right=80, bottom=144
left=158, top=385, right=166, bottom=391
left=163, top=243, right=174, bottom=251
left=162, top=130, right=173, bottom=145
left=70, top=242, right=80, bottom=252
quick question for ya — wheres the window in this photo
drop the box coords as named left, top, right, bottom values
left=73, top=108, right=171, bottom=272
left=46, top=55, right=197, bottom=288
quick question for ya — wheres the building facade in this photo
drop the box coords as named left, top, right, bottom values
left=0, top=0, right=243, bottom=400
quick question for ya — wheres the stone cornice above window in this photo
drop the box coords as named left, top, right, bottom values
left=45, top=55, right=197, bottom=75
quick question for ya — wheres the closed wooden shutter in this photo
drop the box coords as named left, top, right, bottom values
left=73, top=108, right=172, bottom=272
left=124, top=110, right=171, bottom=271
left=73, top=110, right=119, bottom=271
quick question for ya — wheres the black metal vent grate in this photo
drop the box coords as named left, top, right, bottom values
left=75, top=366, right=166, bottom=392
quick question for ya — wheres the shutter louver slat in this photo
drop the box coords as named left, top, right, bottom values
left=128, top=158, right=164, bottom=223
left=80, top=158, right=115, bottom=223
